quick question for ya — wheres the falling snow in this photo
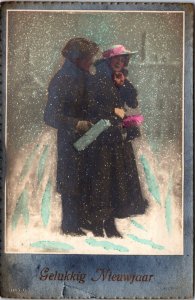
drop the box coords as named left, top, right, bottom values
left=6, top=11, right=183, bottom=254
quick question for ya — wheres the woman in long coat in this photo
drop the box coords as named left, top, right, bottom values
left=44, top=38, right=99, bottom=235
left=83, top=45, right=148, bottom=237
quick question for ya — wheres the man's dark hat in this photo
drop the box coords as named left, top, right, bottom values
left=62, top=38, right=99, bottom=61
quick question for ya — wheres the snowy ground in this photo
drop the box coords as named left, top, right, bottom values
left=5, top=129, right=183, bottom=255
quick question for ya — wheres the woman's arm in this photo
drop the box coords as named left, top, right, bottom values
left=119, top=80, right=138, bottom=109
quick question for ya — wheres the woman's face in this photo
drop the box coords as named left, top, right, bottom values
left=110, top=55, right=126, bottom=72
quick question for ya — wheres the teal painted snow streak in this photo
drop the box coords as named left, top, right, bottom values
left=41, top=179, right=52, bottom=226
left=12, top=188, right=29, bottom=230
left=127, top=234, right=165, bottom=250
left=131, top=219, right=147, bottom=232
left=85, top=238, right=129, bottom=253
left=140, top=155, right=161, bottom=205
left=37, top=145, right=50, bottom=185
left=31, top=241, right=74, bottom=251
left=165, top=177, right=173, bottom=233
left=149, top=140, right=159, bottom=156
left=20, top=144, right=39, bottom=181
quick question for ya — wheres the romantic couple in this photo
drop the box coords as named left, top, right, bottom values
left=44, top=38, right=148, bottom=238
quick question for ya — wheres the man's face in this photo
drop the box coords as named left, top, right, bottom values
left=77, top=56, right=94, bottom=72
left=110, top=55, right=126, bottom=72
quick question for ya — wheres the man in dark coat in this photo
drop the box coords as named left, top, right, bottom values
left=44, top=38, right=99, bottom=235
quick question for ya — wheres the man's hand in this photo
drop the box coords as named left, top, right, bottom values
left=76, top=121, right=92, bottom=132
left=114, top=108, right=125, bottom=119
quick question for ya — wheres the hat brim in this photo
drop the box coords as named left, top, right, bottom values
left=115, top=50, right=138, bottom=56
left=104, top=50, right=138, bottom=59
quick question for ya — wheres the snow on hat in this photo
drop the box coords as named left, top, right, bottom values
left=102, top=45, right=137, bottom=59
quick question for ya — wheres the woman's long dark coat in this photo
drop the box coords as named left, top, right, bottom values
left=44, top=59, right=88, bottom=195
left=83, top=60, right=148, bottom=220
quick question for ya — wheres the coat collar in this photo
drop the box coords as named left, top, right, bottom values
left=96, top=60, right=113, bottom=79
left=61, top=59, right=84, bottom=77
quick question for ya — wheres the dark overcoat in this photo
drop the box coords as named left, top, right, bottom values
left=44, top=59, right=88, bottom=195
left=83, top=60, right=148, bottom=220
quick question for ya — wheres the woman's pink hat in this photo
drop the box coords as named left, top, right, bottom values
left=103, top=45, right=137, bottom=59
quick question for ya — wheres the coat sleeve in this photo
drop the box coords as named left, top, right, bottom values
left=119, top=80, right=138, bottom=109
left=44, top=74, right=83, bottom=130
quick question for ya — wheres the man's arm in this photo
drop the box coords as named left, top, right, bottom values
left=44, top=75, right=82, bottom=130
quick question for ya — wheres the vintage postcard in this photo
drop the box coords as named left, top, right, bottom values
left=0, top=2, right=193, bottom=299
